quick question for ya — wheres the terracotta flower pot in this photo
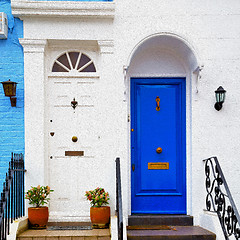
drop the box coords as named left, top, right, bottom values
left=28, top=206, right=49, bottom=229
left=90, top=206, right=110, bottom=228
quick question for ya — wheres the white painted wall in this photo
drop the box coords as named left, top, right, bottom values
left=13, top=0, right=240, bottom=239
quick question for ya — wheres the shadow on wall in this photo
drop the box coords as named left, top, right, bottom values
left=199, top=212, right=225, bottom=240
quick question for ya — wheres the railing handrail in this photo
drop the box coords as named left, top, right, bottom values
left=212, top=157, right=240, bottom=223
left=0, top=167, right=26, bottom=225
left=116, top=157, right=123, bottom=240
left=0, top=152, right=25, bottom=240
left=204, top=156, right=240, bottom=239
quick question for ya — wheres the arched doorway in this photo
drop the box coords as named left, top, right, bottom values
left=127, top=33, right=200, bottom=214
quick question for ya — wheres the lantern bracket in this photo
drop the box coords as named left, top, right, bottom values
left=10, top=97, right=17, bottom=107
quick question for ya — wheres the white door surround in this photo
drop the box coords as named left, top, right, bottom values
left=20, top=38, right=114, bottom=220
left=124, top=32, right=202, bottom=216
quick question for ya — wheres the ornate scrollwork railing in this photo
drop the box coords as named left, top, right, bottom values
left=204, top=156, right=240, bottom=240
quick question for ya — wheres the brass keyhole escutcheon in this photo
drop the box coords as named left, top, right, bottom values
left=156, top=147, right=162, bottom=154
left=156, top=96, right=160, bottom=111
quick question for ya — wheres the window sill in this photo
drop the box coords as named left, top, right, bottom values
left=48, top=72, right=100, bottom=78
left=12, top=0, right=115, bottom=19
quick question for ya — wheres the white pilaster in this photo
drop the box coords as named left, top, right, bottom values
left=20, top=39, right=47, bottom=189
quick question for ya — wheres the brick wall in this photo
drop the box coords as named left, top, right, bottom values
left=0, top=0, right=24, bottom=193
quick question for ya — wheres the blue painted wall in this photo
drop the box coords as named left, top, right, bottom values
left=0, top=1, right=24, bottom=193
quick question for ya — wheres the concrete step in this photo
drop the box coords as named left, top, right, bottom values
left=17, top=228, right=111, bottom=240
left=127, top=225, right=216, bottom=240
left=128, top=215, right=193, bottom=226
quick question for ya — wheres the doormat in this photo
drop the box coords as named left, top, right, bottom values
left=47, top=225, right=92, bottom=231
left=127, top=225, right=176, bottom=231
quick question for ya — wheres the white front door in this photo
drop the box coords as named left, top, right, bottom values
left=47, top=74, right=100, bottom=220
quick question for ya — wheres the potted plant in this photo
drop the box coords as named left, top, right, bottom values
left=85, top=187, right=110, bottom=228
left=25, top=185, right=53, bottom=229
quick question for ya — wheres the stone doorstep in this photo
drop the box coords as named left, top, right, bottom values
left=128, top=215, right=194, bottom=226
left=127, top=226, right=216, bottom=239
left=17, top=229, right=111, bottom=240
left=17, top=238, right=110, bottom=240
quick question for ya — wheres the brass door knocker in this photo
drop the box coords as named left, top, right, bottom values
left=156, top=96, right=160, bottom=111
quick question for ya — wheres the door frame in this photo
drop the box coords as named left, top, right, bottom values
left=130, top=77, right=187, bottom=214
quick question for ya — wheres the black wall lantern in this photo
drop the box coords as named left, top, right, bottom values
left=214, top=86, right=226, bottom=111
left=1, top=79, right=18, bottom=107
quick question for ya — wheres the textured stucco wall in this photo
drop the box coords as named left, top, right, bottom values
left=0, top=1, right=24, bottom=193
left=15, top=0, right=240, bottom=239
left=115, top=2, right=240, bottom=239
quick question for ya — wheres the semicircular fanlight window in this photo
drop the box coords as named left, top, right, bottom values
left=52, top=51, right=96, bottom=73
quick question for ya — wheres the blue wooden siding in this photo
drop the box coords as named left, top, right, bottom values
left=0, top=1, right=24, bottom=193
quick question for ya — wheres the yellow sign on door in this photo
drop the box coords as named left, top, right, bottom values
left=148, top=162, right=169, bottom=170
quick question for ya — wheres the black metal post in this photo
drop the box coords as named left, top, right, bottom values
left=116, top=157, right=123, bottom=240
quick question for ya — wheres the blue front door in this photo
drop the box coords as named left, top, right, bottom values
left=131, top=78, right=186, bottom=214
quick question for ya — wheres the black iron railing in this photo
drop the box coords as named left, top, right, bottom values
left=116, top=157, right=123, bottom=240
left=204, top=156, right=240, bottom=240
left=0, top=153, right=25, bottom=240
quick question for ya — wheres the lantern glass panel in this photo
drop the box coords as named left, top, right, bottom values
left=221, top=92, right=225, bottom=102
left=5, top=83, right=13, bottom=96
left=215, top=86, right=226, bottom=103
left=219, top=93, right=224, bottom=103
left=2, top=81, right=17, bottom=97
